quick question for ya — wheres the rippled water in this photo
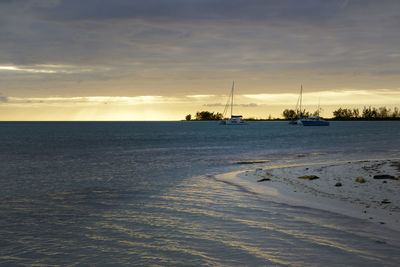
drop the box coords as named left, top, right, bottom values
left=0, top=121, right=399, bottom=265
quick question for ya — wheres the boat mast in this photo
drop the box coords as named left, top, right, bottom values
left=299, top=85, right=303, bottom=118
left=231, top=81, right=234, bottom=117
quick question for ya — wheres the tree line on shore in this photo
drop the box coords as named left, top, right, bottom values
left=185, top=111, right=223, bottom=121
left=186, top=106, right=400, bottom=121
left=282, top=106, right=400, bottom=120
left=332, top=106, right=400, bottom=120
left=185, top=111, right=277, bottom=121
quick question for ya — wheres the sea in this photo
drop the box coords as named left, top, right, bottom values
left=0, top=121, right=400, bottom=266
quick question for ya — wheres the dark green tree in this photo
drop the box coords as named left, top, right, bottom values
left=353, top=108, right=360, bottom=118
left=282, top=109, right=297, bottom=120
left=393, top=107, right=399, bottom=118
left=362, top=106, right=379, bottom=119
left=378, top=107, right=390, bottom=118
left=195, top=111, right=223, bottom=120
left=333, top=108, right=357, bottom=119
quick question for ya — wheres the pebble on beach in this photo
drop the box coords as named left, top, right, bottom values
left=373, top=174, right=396, bottom=180
left=355, top=177, right=367, bottom=183
left=297, top=175, right=319, bottom=180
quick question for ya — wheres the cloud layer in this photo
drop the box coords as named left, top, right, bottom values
left=0, top=0, right=399, bottom=119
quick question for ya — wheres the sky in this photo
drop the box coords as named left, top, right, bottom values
left=0, top=0, right=399, bottom=120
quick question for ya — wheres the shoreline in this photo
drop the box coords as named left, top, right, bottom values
left=216, top=158, right=400, bottom=232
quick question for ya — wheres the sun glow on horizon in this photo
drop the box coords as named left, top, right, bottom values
left=0, top=89, right=399, bottom=121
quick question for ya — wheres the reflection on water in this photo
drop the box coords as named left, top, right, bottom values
left=4, top=174, right=399, bottom=266
left=1, top=122, right=400, bottom=265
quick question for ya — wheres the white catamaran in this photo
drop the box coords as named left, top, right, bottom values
left=220, top=81, right=246, bottom=125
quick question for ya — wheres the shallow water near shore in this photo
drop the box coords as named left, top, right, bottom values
left=0, top=121, right=400, bottom=265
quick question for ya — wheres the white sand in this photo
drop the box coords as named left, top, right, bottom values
left=221, top=159, right=400, bottom=231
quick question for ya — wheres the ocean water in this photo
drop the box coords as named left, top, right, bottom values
left=0, top=121, right=399, bottom=266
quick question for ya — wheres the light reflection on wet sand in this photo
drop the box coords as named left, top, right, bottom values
left=159, top=176, right=396, bottom=265
left=1, top=171, right=400, bottom=266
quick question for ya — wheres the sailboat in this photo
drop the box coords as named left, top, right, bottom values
left=294, top=85, right=329, bottom=126
left=300, top=101, right=330, bottom=126
left=289, top=85, right=329, bottom=126
left=289, top=85, right=305, bottom=125
left=220, top=81, right=246, bottom=125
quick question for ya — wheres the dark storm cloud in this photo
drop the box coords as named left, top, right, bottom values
left=0, top=0, right=399, bottom=96
left=1, top=0, right=397, bottom=64
left=32, top=0, right=348, bottom=24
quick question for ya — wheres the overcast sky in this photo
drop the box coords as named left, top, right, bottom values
left=0, top=0, right=399, bottom=120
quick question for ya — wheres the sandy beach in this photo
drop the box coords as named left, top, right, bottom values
left=219, top=158, right=400, bottom=232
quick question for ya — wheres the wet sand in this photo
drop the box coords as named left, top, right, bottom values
left=223, top=159, right=400, bottom=231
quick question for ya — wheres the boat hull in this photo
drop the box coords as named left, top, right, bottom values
left=220, top=119, right=246, bottom=125
left=301, top=120, right=329, bottom=126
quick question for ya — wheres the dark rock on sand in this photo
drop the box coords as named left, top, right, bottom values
left=391, top=161, right=400, bottom=172
left=373, top=175, right=395, bottom=180
left=257, top=178, right=271, bottom=182
left=236, top=160, right=269, bottom=164
left=298, top=175, right=319, bottom=180
left=355, top=177, right=367, bottom=183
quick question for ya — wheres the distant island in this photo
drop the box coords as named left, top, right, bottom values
left=186, top=106, right=400, bottom=121
left=185, top=111, right=223, bottom=121
left=185, top=111, right=285, bottom=121
left=330, top=106, right=400, bottom=120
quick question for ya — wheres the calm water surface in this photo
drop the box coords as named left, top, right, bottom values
left=0, top=121, right=399, bottom=265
